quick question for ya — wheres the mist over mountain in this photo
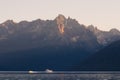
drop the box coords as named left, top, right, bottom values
left=0, top=14, right=120, bottom=71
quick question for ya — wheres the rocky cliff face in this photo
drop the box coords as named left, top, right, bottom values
left=87, top=25, right=120, bottom=46
left=0, top=15, right=101, bottom=54
left=56, top=14, right=66, bottom=34
left=0, top=15, right=120, bottom=53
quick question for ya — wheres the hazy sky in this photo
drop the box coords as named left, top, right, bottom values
left=0, top=0, right=120, bottom=31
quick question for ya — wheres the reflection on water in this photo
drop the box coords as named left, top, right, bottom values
left=0, top=71, right=120, bottom=80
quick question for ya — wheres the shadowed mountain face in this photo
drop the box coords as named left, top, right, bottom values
left=0, top=15, right=120, bottom=71
left=0, top=15, right=101, bottom=71
left=78, top=40, right=120, bottom=71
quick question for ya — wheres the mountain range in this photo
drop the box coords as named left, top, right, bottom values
left=0, top=14, right=120, bottom=71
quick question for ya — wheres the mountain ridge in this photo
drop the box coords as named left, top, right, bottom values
left=0, top=14, right=120, bottom=71
left=0, top=14, right=101, bottom=53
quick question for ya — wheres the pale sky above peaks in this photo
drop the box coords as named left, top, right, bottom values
left=0, top=0, right=120, bottom=31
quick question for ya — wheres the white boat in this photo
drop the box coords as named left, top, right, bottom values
left=28, top=70, right=38, bottom=74
left=45, top=69, right=53, bottom=73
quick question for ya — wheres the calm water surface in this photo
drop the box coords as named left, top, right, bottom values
left=0, top=71, right=120, bottom=80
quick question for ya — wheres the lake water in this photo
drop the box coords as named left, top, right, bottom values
left=0, top=71, right=120, bottom=80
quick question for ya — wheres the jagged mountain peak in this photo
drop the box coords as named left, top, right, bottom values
left=110, top=28, right=120, bottom=35
left=87, top=25, right=120, bottom=45
left=56, top=14, right=66, bottom=34
left=0, top=15, right=120, bottom=47
left=0, top=15, right=101, bottom=53
left=0, top=20, right=16, bottom=27
left=87, top=25, right=99, bottom=32
left=4, top=20, right=16, bottom=25
left=56, top=14, right=66, bottom=18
